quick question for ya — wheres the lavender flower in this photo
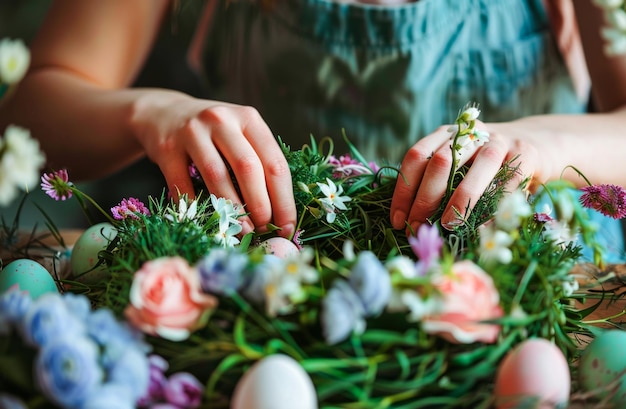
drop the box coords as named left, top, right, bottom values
left=163, top=373, right=203, bottom=408
left=196, top=248, right=248, bottom=295
left=36, top=337, right=104, bottom=408
left=321, top=280, right=366, bottom=345
left=107, top=347, right=150, bottom=403
left=409, top=224, right=444, bottom=276
left=111, top=197, right=151, bottom=220
left=82, top=384, right=136, bottom=409
left=580, top=184, right=626, bottom=219
left=348, top=251, right=392, bottom=317
left=41, top=169, right=73, bottom=201
left=138, top=355, right=169, bottom=406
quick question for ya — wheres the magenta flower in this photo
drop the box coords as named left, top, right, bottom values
left=292, top=229, right=305, bottom=250
left=188, top=163, right=201, bottom=181
left=580, top=184, right=626, bottom=219
left=111, top=197, right=151, bottom=220
left=41, top=169, right=73, bottom=201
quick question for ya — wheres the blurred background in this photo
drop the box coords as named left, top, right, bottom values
left=0, top=0, right=208, bottom=230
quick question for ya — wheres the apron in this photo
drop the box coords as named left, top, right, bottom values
left=188, top=0, right=624, bottom=262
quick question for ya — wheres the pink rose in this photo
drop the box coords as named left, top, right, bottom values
left=422, top=260, right=503, bottom=344
left=124, top=257, right=217, bottom=341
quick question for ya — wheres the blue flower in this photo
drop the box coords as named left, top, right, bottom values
left=35, top=336, right=103, bottom=408
left=241, top=255, right=281, bottom=304
left=21, top=292, right=85, bottom=347
left=106, top=347, right=150, bottom=403
left=0, top=288, right=31, bottom=334
left=196, top=248, right=248, bottom=295
left=348, top=251, right=392, bottom=316
left=62, top=292, right=92, bottom=322
left=81, top=384, right=135, bottom=409
left=87, top=308, right=149, bottom=368
left=321, top=280, right=366, bottom=345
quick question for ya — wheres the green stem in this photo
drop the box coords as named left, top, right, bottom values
left=71, top=187, right=116, bottom=225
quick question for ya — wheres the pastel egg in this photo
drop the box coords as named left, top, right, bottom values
left=494, top=338, right=570, bottom=409
left=0, top=259, right=59, bottom=299
left=231, top=354, right=317, bottom=409
left=258, top=237, right=300, bottom=259
left=70, top=222, right=117, bottom=284
left=579, top=330, right=626, bottom=404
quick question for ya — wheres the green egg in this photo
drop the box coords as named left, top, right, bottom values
left=70, top=222, right=117, bottom=284
left=0, top=259, right=59, bottom=299
left=579, top=330, right=626, bottom=404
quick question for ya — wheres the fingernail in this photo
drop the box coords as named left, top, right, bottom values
left=282, top=223, right=295, bottom=238
left=442, top=218, right=463, bottom=231
left=392, top=211, right=406, bottom=229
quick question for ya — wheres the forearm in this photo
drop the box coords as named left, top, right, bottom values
left=496, top=108, right=626, bottom=188
left=0, top=67, right=180, bottom=181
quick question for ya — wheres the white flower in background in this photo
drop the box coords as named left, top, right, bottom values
left=460, top=106, right=481, bottom=122
left=608, top=6, right=626, bottom=29
left=594, top=0, right=624, bottom=7
left=165, top=197, right=198, bottom=223
left=593, top=0, right=626, bottom=55
left=316, top=178, right=351, bottom=223
left=387, top=289, right=440, bottom=322
left=561, top=276, right=580, bottom=297
left=0, top=125, right=45, bottom=207
left=602, top=27, right=626, bottom=54
left=543, top=219, right=578, bottom=249
left=479, top=225, right=513, bottom=264
left=0, top=38, right=30, bottom=85
left=494, top=190, right=532, bottom=231
left=385, top=255, right=418, bottom=279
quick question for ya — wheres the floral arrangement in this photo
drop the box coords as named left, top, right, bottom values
left=1, top=104, right=626, bottom=408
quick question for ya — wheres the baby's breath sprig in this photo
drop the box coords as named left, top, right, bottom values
left=593, top=0, right=626, bottom=55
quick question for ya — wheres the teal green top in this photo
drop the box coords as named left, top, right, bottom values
left=190, top=0, right=624, bottom=262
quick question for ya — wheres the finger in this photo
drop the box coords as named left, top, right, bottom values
left=244, top=119, right=297, bottom=238
left=440, top=137, right=508, bottom=228
left=184, top=118, right=254, bottom=233
left=202, top=107, right=275, bottom=233
left=158, top=153, right=196, bottom=202
left=391, top=127, right=451, bottom=230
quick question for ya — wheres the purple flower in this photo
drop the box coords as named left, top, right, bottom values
left=409, top=224, right=444, bottom=276
left=580, top=184, right=626, bottom=219
left=348, top=251, right=392, bottom=316
left=534, top=212, right=554, bottom=223
left=138, top=355, right=169, bottom=406
left=196, top=248, right=248, bottom=295
left=292, top=229, right=305, bottom=250
left=41, top=169, right=73, bottom=201
left=188, top=163, right=201, bottom=180
left=321, top=280, right=366, bottom=345
left=36, top=337, right=103, bottom=408
left=111, top=197, right=151, bottom=220
left=163, top=373, right=203, bottom=408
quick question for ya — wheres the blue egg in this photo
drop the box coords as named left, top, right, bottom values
left=579, top=330, right=626, bottom=404
left=0, top=258, right=59, bottom=299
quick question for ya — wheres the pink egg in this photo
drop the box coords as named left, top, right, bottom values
left=259, top=237, right=300, bottom=259
left=494, top=338, right=570, bottom=409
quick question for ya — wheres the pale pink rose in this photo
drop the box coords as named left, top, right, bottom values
left=422, top=260, right=503, bottom=344
left=124, top=257, right=217, bottom=341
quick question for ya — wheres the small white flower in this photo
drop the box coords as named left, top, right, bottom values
left=385, top=255, right=418, bottom=279
left=594, top=0, right=624, bottom=8
left=0, top=38, right=30, bottom=85
left=165, top=197, right=198, bottom=223
left=210, top=193, right=240, bottom=225
left=297, top=181, right=311, bottom=194
left=602, top=27, right=626, bottom=55
left=543, top=219, right=578, bottom=249
left=456, top=129, right=490, bottom=150
left=0, top=125, right=45, bottom=206
left=479, top=225, right=513, bottom=264
left=461, top=106, right=481, bottom=121
left=561, top=277, right=580, bottom=297
left=447, top=122, right=469, bottom=137
left=316, top=178, right=351, bottom=223
left=213, top=219, right=242, bottom=247
left=495, top=190, right=532, bottom=231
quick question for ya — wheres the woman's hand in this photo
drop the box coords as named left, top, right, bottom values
left=130, top=90, right=297, bottom=237
left=390, top=120, right=545, bottom=234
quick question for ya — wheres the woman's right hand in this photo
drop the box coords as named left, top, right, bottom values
left=130, top=90, right=297, bottom=237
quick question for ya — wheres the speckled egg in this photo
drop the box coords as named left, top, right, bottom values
left=231, top=354, right=317, bottom=409
left=258, top=237, right=300, bottom=259
left=70, top=222, right=117, bottom=284
left=579, top=330, right=626, bottom=404
left=0, top=259, right=59, bottom=298
left=494, top=338, right=571, bottom=409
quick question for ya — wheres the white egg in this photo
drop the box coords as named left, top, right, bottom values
left=231, top=354, right=317, bottom=409
left=70, top=222, right=117, bottom=284
left=258, top=237, right=300, bottom=259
